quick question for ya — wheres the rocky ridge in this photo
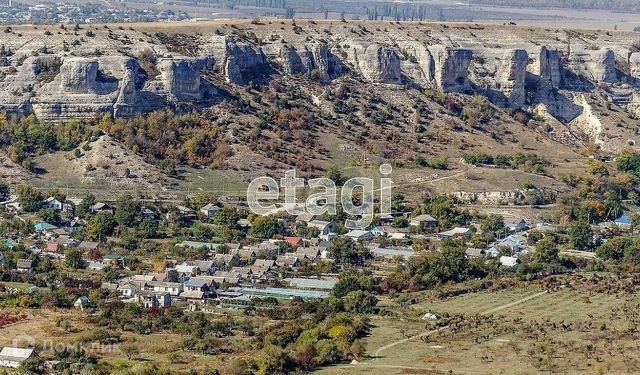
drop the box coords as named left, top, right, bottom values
left=1, top=21, right=640, bottom=132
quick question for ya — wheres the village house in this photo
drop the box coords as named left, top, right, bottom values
left=283, top=236, right=302, bottom=247
left=42, top=196, right=64, bottom=211
left=200, top=203, right=220, bottom=218
left=295, top=212, right=316, bottom=224
left=138, top=291, right=171, bottom=309
left=131, top=274, right=158, bottom=283
left=490, top=234, right=527, bottom=255
left=174, top=262, right=199, bottom=275
left=63, top=218, right=87, bottom=233
left=376, top=213, right=395, bottom=225
left=86, top=261, right=108, bottom=271
left=149, top=281, right=183, bottom=296
left=505, top=218, right=528, bottom=232
left=253, top=259, right=275, bottom=270
left=117, top=280, right=141, bottom=297
left=44, top=241, right=60, bottom=254
left=499, top=256, right=520, bottom=268
left=178, top=240, right=220, bottom=251
left=410, top=214, right=439, bottom=231
left=258, top=240, right=280, bottom=252
left=78, top=241, right=100, bottom=251
left=16, top=259, right=34, bottom=273
left=465, top=248, right=487, bottom=258
left=228, top=267, right=253, bottom=281
left=102, top=253, right=125, bottom=268
left=0, top=347, right=36, bottom=368
left=192, top=260, right=216, bottom=275
left=212, top=270, right=242, bottom=285
left=55, top=235, right=78, bottom=248
left=295, top=247, right=322, bottom=260
left=232, top=248, right=257, bottom=259
left=614, top=215, right=632, bottom=229
left=275, top=255, right=302, bottom=268
left=182, top=277, right=216, bottom=299
left=345, top=230, right=374, bottom=241
left=175, top=206, right=196, bottom=220
left=91, top=202, right=113, bottom=214
left=174, top=260, right=216, bottom=275
left=307, top=220, right=338, bottom=238
left=438, top=227, right=472, bottom=238
left=212, top=254, right=239, bottom=270
left=370, top=226, right=387, bottom=237
left=141, top=208, right=157, bottom=220
left=34, top=222, right=58, bottom=233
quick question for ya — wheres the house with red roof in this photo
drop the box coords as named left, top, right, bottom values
left=283, top=236, right=302, bottom=246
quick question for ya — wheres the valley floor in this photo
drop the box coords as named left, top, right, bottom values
left=316, top=276, right=640, bottom=374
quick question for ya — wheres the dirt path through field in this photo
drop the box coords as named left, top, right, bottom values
left=370, top=289, right=548, bottom=360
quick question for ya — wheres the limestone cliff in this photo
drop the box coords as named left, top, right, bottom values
left=431, top=46, right=473, bottom=93
left=3, top=22, right=640, bottom=129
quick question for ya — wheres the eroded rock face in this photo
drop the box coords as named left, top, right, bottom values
left=277, top=43, right=331, bottom=81
left=60, top=58, right=99, bottom=93
left=432, top=46, right=473, bottom=93
left=33, top=57, right=123, bottom=121
left=471, top=48, right=527, bottom=108
left=224, top=40, right=268, bottom=85
left=538, top=47, right=563, bottom=89
left=158, top=57, right=211, bottom=100
left=0, top=56, right=39, bottom=114
left=629, top=53, right=640, bottom=79
left=4, top=25, right=640, bottom=125
left=354, top=44, right=402, bottom=84
left=570, top=48, right=617, bottom=83
left=500, top=49, right=529, bottom=109
left=28, top=55, right=214, bottom=121
left=398, top=42, right=434, bottom=85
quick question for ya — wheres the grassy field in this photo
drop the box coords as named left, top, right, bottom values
left=316, top=279, right=640, bottom=375
left=1, top=281, right=36, bottom=291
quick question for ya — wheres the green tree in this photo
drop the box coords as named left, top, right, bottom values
left=15, top=185, right=43, bottom=212
left=38, top=208, right=60, bottom=225
left=65, top=248, right=84, bottom=269
left=76, top=193, right=96, bottom=218
left=429, top=154, right=449, bottom=170
left=533, top=236, right=559, bottom=264
left=343, top=290, right=378, bottom=313
left=120, top=341, right=140, bottom=360
left=527, top=230, right=544, bottom=245
left=138, top=219, right=159, bottom=238
left=480, top=214, right=505, bottom=235
left=114, top=196, right=142, bottom=228
left=213, top=207, right=239, bottom=227
left=333, top=270, right=377, bottom=298
left=569, top=220, right=593, bottom=250
left=121, top=232, right=139, bottom=251
left=87, top=211, right=115, bottom=240
left=248, top=216, right=282, bottom=239
left=615, top=149, right=640, bottom=176
left=324, top=165, right=346, bottom=185
left=328, top=237, right=371, bottom=266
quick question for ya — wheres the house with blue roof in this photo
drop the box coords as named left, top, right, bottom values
left=490, top=234, right=527, bottom=255
left=34, top=222, right=58, bottom=232
left=4, top=239, right=16, bottom=249
left=615, top=215, right=633, bottom=228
